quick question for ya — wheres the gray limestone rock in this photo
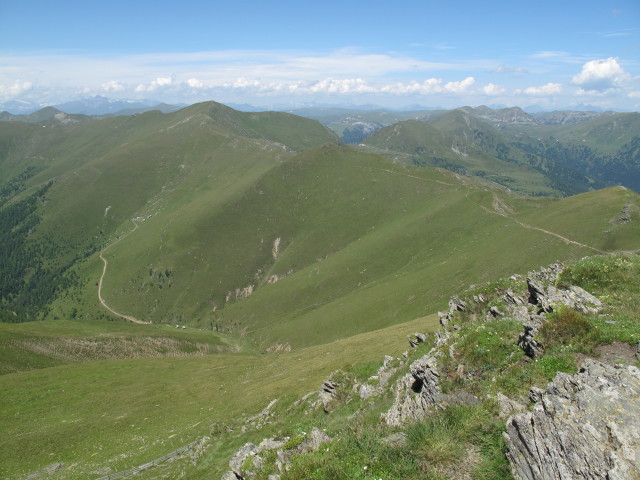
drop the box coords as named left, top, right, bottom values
left=383, top=354, right=443, bottom=426
left=504, top=359, right=640, bottom=480
left=518, top=322, right=545, bottom=358
left=299, top=427, right=332, bottom=453
left=357, top=355, right=398, bottom=399
left=407, top=331, right=428, bottom=348
left=318, top=374, right=341, bottom=412
left=382, top=432, right=408, bottom=447
left=496, top=393, right=527, bottom=419
left=449, top=295, right=467, bottom=312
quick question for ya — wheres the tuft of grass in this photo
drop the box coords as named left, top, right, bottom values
left=557, top=254, right=639, bottom=292
left=453, top=319, right=523, bottom=377
left=540, top=307, right=593, bottom=352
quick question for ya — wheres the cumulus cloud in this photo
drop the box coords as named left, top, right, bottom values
left=516, top=83, right=562, bottom=95
left=380, top=78, right=443, bottom=95
left=571, top=58, right=630, bottom=92
left=101, top=80, right=125, bottom=92
left=307, top=78, right=376, bottom=94
left=482, top=83, right=506, bottom=95
left=216, top=75, right=479, bottom=98
left=187, top=78, right=204, bottom=88
left=135, top=76, right=173, bottom=92
left=0, top=80, right=32, bottom=99
left=444, top=76, right=475, bottom=93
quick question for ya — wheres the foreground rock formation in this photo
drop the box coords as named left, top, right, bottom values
left=219, top=258, right=638, bottom=480
left=504, top=359, right=640, bottom=480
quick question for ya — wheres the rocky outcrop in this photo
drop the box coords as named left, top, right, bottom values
left=220, top=257, right=635, bottom=480
left=317, top=372, right=342, bottom=413
left=504, top=359, right=640, bottom=480
left=383, top=354, right=443, bottom=426
left=221, top=428, right=332, bottom=480
left=243, top=398, right=278, bottom=431
left=355, top=355, right=399, bottom=400
left=383, top=261, right=605, bottom=426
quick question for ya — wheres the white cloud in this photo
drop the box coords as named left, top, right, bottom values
left=517, top=83, right=562, bottom=95
left=0, top=80, right=32, bottom=99
left=187, top=78, right=204, bottom=88
left=307, top=78, right=376, bottom=94
left=216, top=75, right=478, bottom=98
left=531, top=51, right=569, bottom=59
left=135, top=76, right=174, bottom=92
left=482, top=83, right=506, bottom=95
left=380, top=78, right=443, bottom=95
left=444, top=76, right=475, bottom=93
left=0, top=48, right=635, bottom=110
left=571, top=58, right=631, bottom=92
left=101, top=80, right=125, bottom=92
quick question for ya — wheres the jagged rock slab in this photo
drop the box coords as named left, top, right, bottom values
left=382, top=354, right=443, bottom=426
left=504, top=359, right=640, bottom=480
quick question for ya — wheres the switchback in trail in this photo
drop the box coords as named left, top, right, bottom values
left=98, top=219, right=150, bottom=324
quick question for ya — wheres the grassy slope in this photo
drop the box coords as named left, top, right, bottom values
left=0, top=102, right=339, bottom=324
left=362, top=113, right=557, bottom=196
left=0, top=314, right=437, bottom=479
left=94, top=145, right=639, bottom=350
left=539, top=112, right=640, bottom=153
left=1, top=104, right=640, bottom=478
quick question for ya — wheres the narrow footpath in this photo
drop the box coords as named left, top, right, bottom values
left=98, top=219, right=150, bottom=324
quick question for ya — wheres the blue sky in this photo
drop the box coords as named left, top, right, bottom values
left=1, top=0, right=639, bottom=110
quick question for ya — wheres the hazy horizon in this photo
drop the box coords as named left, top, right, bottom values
left=1, top=0, right=639, bottom=111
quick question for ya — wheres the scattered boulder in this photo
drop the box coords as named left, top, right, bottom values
left=222, top=429, right=332, bottom=480
left=504, top=359, right=640, bottom=480
left=407, top=332, right=428, bottom=348
left=244, top=398, right=278, bottom=430
left=518, top=321, right=545, bottom=358
left=448, top=295, right=467, bottom=312
left=383, top=354, right=443, bottom=426
left=356, top=355, right=399, bottom=400
left=318, top=374, right=341, bottom=413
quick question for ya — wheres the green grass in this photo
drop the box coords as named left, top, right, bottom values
left=362, top=115, right=557, bottom=196
left=2, top=103, right=640, bottom=479
left=0, top=314, right=438, bottom=479
left=557, top=253, right=640, bottom=345
left=0, top=319, right=237, bottom=375
left=86, top=145, right=638, bottom=350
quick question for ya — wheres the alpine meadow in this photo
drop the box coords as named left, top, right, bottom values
left=1, top=99, right=639, bottom=480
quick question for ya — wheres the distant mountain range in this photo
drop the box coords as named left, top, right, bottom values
left=2, top=102, right=638, bottom=197
left=0, top=95, right=184, bottom=116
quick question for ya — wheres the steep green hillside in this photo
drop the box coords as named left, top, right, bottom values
left=362, top=109, right=640, bottom=195
left=505, top=113, right=640, bottom=192
left=362, top=116, right=557, bottom=195
left=0, top=313, right=435, bottom=480
left=1, top=101, right=639, bottom=480
left=83, top=143, right=640, bottom=350
left=548, top=112, right=640, bottom=153
left=0, top=102, right=340, bottom=323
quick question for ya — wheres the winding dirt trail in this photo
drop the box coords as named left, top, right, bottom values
left=480, top=193, right=605, bottom=254
left=381, top=166, right=603, bottom=253
left=98, top=219, right=150, bottom=324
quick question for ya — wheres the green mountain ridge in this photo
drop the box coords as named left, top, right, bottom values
left=360, top=108, right=640, bottom=195
left=0, top=100, right=639, bottom=480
